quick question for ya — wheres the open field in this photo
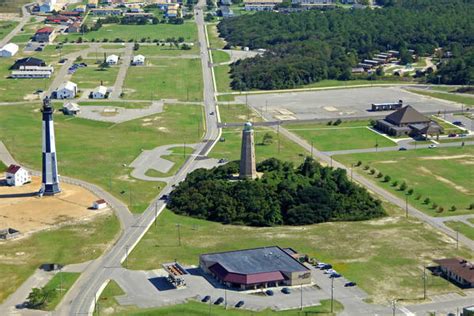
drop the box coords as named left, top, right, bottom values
left=445, top=221, right=474, bottom=241
left=335, top=146, right=474, bottom=216
left=70, top=101, right=151, bottom=109
left=123, top=59, right=203, bottom=101
left=136, top=44, right=199, bottom=56
left=0, top=21, right=17, bottom=41
left=207, top=24, right=226, bottom=49
left=0, top=176, right=105, bottom=234
left=127, top=204, right=471, bottom=304
left=72, top=64, right=119, bottom=89
left=41, top=272, right=80, bottom=311
left=57, top=22, right=198, bottom=43
left=408, top=89, right=474, bottom=107
left=0, top=0, right=30, bottom=13
left=214, top=64, right=232, bottom=93
left=212, top=50, right=230, bottom=64
left=0, top=103, right=204, bottom=213
left=286, top=121, right=396, bottom=152
left=0, top=213, right=119, bottom=303
left=218, top=103, right=261, bottom=123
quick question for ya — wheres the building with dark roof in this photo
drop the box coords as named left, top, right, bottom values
left=34, top=27, right=56, bottom=43
left=375, top=105, right=443, bottom=137
left=200, top=246, right=311, bottom=290
left=434, top=258, right=474, bottom=288
left=10, top=57, right=46, bottom=70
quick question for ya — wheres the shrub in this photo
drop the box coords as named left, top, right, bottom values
left=376, top=172, right=383, bottom=178
left=415, top=193, right=421, bottom=200
left=424, top=197, right=430, bottom=204
left=364, top=165, right=370, bottom=170
left=438, top=206, right=444, bottom=213
left=333, top=119, right=342, bottom=126
left=383, top=175, right=391, bottom=182
left=327, top=121, right=333, bottom=126
left=407, top=188, right=414, bottom=195
left=356, top=160, right=362, bottom=167
left=370, top=169, right=376, bottom=175
left=469, top=203, right=474, bottom=210
left=432, top=202, right=438, bottom=209
left=392, top=180, right=398, bottom=187
left=449, top=205, right=456, bottom=212
left=399, top=182, right=407, bottom=191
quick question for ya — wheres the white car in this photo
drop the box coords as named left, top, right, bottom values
left=428, top=144, right=437, bottom=149
left=324, top=269, right=336, bottom=275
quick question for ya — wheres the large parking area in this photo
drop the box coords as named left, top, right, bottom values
left=237, top=86, right=462, bottom=121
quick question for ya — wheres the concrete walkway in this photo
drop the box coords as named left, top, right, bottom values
left=76, top=101, right=164, bottom=123
left=109, top=43, right=133, bottom=100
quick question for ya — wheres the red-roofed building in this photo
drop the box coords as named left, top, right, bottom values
left=5, top=164, right=31, bottom=186
left=92, top=199, right=107, bottom=210
left=34, top=27, right=56, bottom=43
left=46, top=15, right=72, bottom=25
left=434, top=258, right=474, bottom=288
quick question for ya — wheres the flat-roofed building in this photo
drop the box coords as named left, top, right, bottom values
left=244, top=0, right=282, bottom=11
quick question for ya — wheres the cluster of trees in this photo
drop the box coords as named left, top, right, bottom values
left=168, top=158, right=385, bottom=227
left=217, top=0, right=473, bottom=90
left=428, top=48, right=474, bottom=85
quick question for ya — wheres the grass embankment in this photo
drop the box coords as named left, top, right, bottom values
left=0, top=0, right=30, bottom=13
left=214, top=65, right=233, bottom=93
left=286, top=121, right=396, bottom=152
left=123, top=58, right=203, bottom=101
left=431, top=116, right=465, bottom=134
left=445, top=221, right=474, bottom=241
left=335, top=146, right=474, bottom=216
left=212, top=50, right=231, bottom=64
left=0, top=213, right=119, bottom=303
left=408, top=89, right=474, bottom=106
left=40, top=272, right=80, bottom=311
left=207, top=24, right=226, bottom=50
left=0, top=104, right=204, bottom=213
left=128, top=204, right=470, bottom=304
left=71, top=65, right=119, bottom=89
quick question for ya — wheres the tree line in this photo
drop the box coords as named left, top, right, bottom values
left=217, top=0, right=473, bottom=90
left=168, top=158, right=385, bottom=227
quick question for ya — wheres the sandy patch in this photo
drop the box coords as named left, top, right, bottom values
left=142, top=123, right=152, bottom=126
left=418, top=154, right=474, bottom=160
left=323, top=106, right=338, bottom=112
left=158, top=127, right=170, bottom=133
left=0, top=177, right=105, bottom=236
left=418, top=166, right=471, bottom=194
left=117, top=174, right=136, bottom=182
left=368, top=217, right=400, bottom=226
left=378, top=160, right=398, bottom=164
left=142, top=118, right=152, bottom=122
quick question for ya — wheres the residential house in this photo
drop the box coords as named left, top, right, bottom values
left=5, top=165, right=31, bottom=186
left=39, top=0, right=57, bottom=13
left=60, top=11, right=82, bottom=17
left=106, top=54, right=119, bottom=65
left=62, top=102, right=81, bottom=115
left=55, top=81, right=78, bottom=99
left=375, top=105, right=443, bottom=137
left=46, top=15, right=73, bottom=25
left=67, top=21, right=82, bottom=33
left=220, top=5, right=234, bottom=18
left=166, top=4, right=180, bottom=17
left=33, top=27, right=56, bottom=43
left=87, top=0, right=99, bottom=8
left=132, top=54, right=145, bottom=65
left=291, top=0, right=335, bottom=8
left=11, top=57, right=46, bottom=70
left=93, top=199, right=107, bottom=210
left=0, top=43, right=19, bottom=58
left=74, top=5, right=87, bottom=13
left=91, top=85, right=108, bottom=99
left=90, top=8, right=123, bottom=15
left=244, top=0, right=282, bottom=11
left=434, top=258, right=474, bottom=288
left=122, top=12, right=154, bottom=23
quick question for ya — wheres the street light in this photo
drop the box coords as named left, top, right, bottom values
left=331, top=277, right=334, bottom=313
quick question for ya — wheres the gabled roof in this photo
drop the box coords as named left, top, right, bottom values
left=434, top=258, right=474, bottom=283
left=385, top=105, right=429, bottom=125
left=1, top=43, right=19, bottom=53
left=93, top=85, right=107, bottom=94
left=63, top=102, right=80, bottom=111
left=11, top=57, right=46, bottom=69
left=6, top=164, right=22, bottom=174
left=58, top=81, right=77, bottom=91
left=36, top=27, right=55, bottom=34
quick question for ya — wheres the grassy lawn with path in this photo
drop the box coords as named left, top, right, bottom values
left=0, top=104, right=204, bottom=213
left=335, top=146, right=474, bottom=216
left=40, top=272, right=80, bottom=311
left=0, top=21, right=18, bottom=41
left=445, top=221, right=474, bottom=241
left=0, top=213, right=119, bottom=304
left=136, top=44, right=199, bottom=56
left=123, top=59, right=203, bottom=101
left=72, top=65, right=119, bottom=89
left=286, top=121, right=396, bottom=152
left=218, top=103, right=261, bottom=123
left=144, top=146, right=196, bottom=178
left=408, top=89, right=474, bottom=107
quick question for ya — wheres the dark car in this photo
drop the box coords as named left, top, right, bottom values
left=329, top=273, right=341, bottom=278
left=214, top=297, right=224, bottom=305
left=202, top=295, right=210, bottom=302
left=344, top=282, right=357, bottom=287
left=398, top=147, right=407, bottom=151
left=281, top=287, right=291, bottom=294
left=452, top=121, right=464, bottom=126
left=235, top=301, right=245, bottom=308
left=320, top=264, right=332, bottom=270
left=265, top=290, right=274, bottom=296
left=35, top=47, right=43, bottom=51
left=160, top=194, right=169, bottom=200
left=448, top=133, right=457, bottom=137
left=59, top=58, right=67, bottom=64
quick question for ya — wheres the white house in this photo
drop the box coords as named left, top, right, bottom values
left=62, top=102, right=80, bottom=115
left=56, top=81, right=77, bottom=99
left=92, top=199, right=107, bottom=210
left=91, top=85, right=107, bottom=99
left=132, top=54, right=145, bottom=65
left=0, top=43, right=19, bottom=58
left=5, top=164, right=31, bottom=186
left=106, top=54, right=119, bottom=65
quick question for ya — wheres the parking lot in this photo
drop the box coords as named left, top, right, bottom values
left=237, top=86, right=462, bottom=121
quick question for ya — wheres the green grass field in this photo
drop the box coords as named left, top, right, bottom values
left=469, top=218, right=474, bottom=225
left=0, top=0, right=31, bottom=13
left=0, top=21, right=17, bottom=41
left=0, top=103, right=204, bottom=213
left=123, top=59, right=203, bottom=101
left=58, top=22, right=198, bottom=43
left=207, top=24, right=226, bottom=49
left=335, top=146, right=474, bottom=216
left=214, top=65, right=232, bottom=93
left=408, top=89, right=474, bottom=106
left=72, top=101, right=151, bottom=109
left=0, top=213, right=119, bottom=304
left=218, top=103, right=261, bottom=123
left=72, top=65, right=119, bottom=89
left=445, top=221, right=474, bottom=241
left=127, top=205, right=470, bottom=304
left=211, top=50, right=230, bottom=64
left=286, top=121, right=396, bottom=152
left=41, top=272, right=80, bottom=311
left=430, top=116, right=465, bottom=134
left=136, top=44, right=199, bottom=56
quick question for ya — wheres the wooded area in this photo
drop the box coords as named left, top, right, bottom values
left=218, top=0, right=473, bottom=90
left=168, top=158, right=385, bottom=226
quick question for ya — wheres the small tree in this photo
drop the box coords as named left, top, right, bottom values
left=133, top=42, right=140, bottom=51
left=262, top=133, right=274, bottom=145
left=407, top=188, right=414, bottom=195
left=370, top=168, right=376, bottom=175
left=356, top=160, right=362, bottom=167
left=75, top=55, right=83, bottom=62
left=392, top=180, right=398, bottom=187
left=449, top=205, right=456, bottom=212
left=364, top=165, right=370, bottom=170
left=438, top=206, right=444, bottom=213
left=383, top=175, right=391, bottom=182
left=399, top=182, right=407, bottom=191
left=327, top=121, right=333, bottom=126
left=469, top=203, right=474, bottom=210
left=333, top=119, right=342, bottom=126
left=424, top=197, right=430, bottom=204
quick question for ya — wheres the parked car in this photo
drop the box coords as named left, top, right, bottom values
left=324, top=269, right=336, bottom=274
left=214, top=297, right=224, bottom=305
left=160, top=194, right=168, bottom=200
left=428, top=144, right=437, bottom=149
left=329, top=273, right=341, bottom=278
left=59, top=58, right=67, bottom=64
left=281, top=287, right=291, bottom=294
left=452, top=121, right=464, bottom=126
left=448, top=133, right=457, bottom=137
left=320, top=264, right=332, bottom=270
left=209, top=111, right=214, bottom=115
left=35, top=47, right=43, bottom=51
left=235, top=301, right=245, bottom=308
left=344, top=282, right=357, bottom=287
left=202, top=295, right=210, bottom=302
left=398, top=147, right=407, bottom=151
left=265, top=290, right=274, bottom=296
left=218, top=158, right=228, bottom=164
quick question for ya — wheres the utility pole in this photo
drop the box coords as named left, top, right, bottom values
left=331, top=277, right=334, bottom=313
left=155, top=202, right=158, bottom=228
left=456, top=222, right=459, bottom=250
left=330, top=156, right=333, bottom=167
left=405, top=195, right=408, bottom=218
left=277, top=123, right=281, bottom=154
left=183, top=141, right=186, bottom=159
left=225, top=288, right=227, bottom=310
left=300, top=284, right=303, bottom=311
left=423, top=267, right=427, bottom=300
left=391, top=300, right=397, bottom=316
left=311, top=141, right=314, bottom=158
left=176, top=223, right=181, bottom=246
left=129, top=183, right=132, bottom=209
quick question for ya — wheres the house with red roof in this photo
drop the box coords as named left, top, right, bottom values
left=5, top=164, right=31, bottom=186
left=34, top=27, right=56, bottom=43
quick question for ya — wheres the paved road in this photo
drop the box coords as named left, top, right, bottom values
left=0, top=3, right=33, bottom=48
left=109, top=43, right=133, bottom=100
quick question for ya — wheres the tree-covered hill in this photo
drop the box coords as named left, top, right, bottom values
left=168, top=158, right=385, bottom=227
left=218, top=0, right=473, bottom=90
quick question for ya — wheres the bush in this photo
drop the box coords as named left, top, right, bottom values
left=407, top=188, right=414, bottom=195
left=370, top=169, right=376, bottom=175
left=376, top=172, right=383, bottom=178
left=356, top=161, right=362, bottom=167
left=364, top=165, right=370, bottom=170
left=438, top=206, right=444, bottom=213
left=399, top=182, right=407, bottom=191
left=392, top=180, right=398, bottom=187
left=469, top=203, right=474, bottom=210
left=383, top=175, right=391, bottom=182
left=333, top=119, right=342, bottom=126
left=424, top=197, right=430, bottom=204
left=449, top=205, right=456, bottom=212
left=327, top=121, right=333, bottom=126
left=432, top=202, right=438, bottom=209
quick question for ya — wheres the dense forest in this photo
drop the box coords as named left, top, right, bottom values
left=168, top=158, right=385, bottom=227
left=218, top=0, right=474, bottom=90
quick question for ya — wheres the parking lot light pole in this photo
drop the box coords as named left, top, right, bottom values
left=330, top=277, right=334, bottom=313
left=225, top=288, right=227, bottom=310
left=300, top=284, right=303, bottom=311
left=423, top=267, right=427, bottom=300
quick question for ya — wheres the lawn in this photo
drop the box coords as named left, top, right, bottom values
left=123, top=59, right=203, bottom=101
left=74, top=101, right=151, bottom=109
left=431, top=116, right=465, bottom=134
left=0, top=103, right=204, bottom=213
left=335, top=146, right=474, bottom=216
left=40, top=272, right=80, bottom=311
left=72, top=65, right=119, bottom=89
left=136, top=44, right=199, bottom=56
left=127, top=204, right=471, bottom=304
left=58, top=22, right=198, bottom=43
left=218, top=103, right=261, bottom=123
left=211, top=50, right=230, bottom=64
left=0, top=213, right=119, bottom=304
left=207, top=24, right=226, bottom=49
left=407, top=89, right=474, bottom=107
left=445, top=221, right=474, bottom=241
left=214, top=64, right=232, bottom=93
left=286, top=121, right=396, bottom=152
left=144, top=146, right=196, bottom=178
left=0, top=21, right=17, bottom=41
left=0, top=0, right=31, bottom=13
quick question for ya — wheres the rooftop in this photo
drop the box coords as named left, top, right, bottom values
left=434, top=258, right=474, bottom=283
left=385, top=105, right=430, bottom=125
